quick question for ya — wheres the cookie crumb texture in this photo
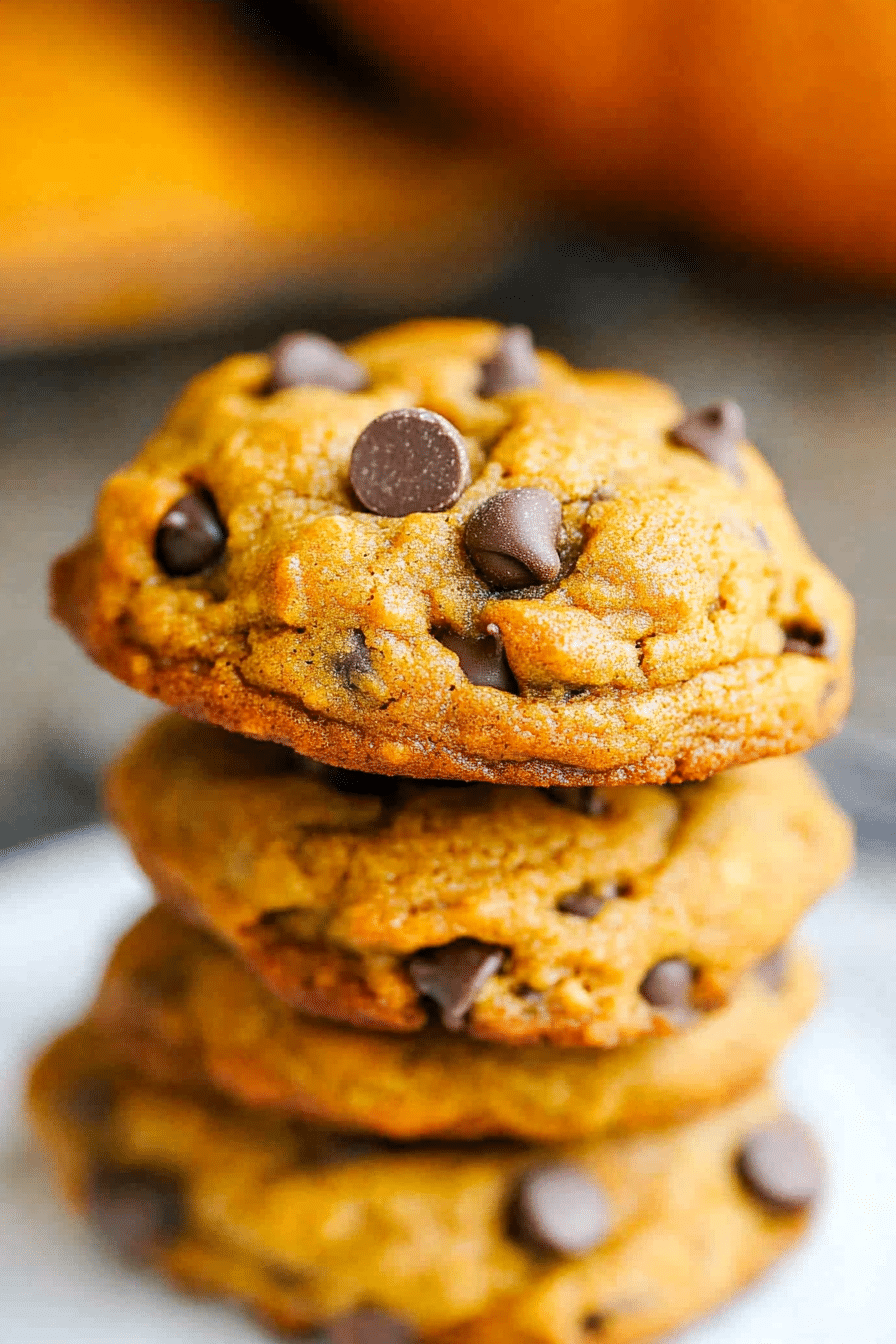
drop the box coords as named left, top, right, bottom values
left=51, top=319, right=853, bottom=785
left=107, top=716, right=853, bottom=1047
left=30, top=1026, right=810, bottom=1343
left=94, top=906, right=819, bottom=1141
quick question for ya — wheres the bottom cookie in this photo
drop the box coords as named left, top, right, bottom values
left=29, top=1024, right=819, bottom=1344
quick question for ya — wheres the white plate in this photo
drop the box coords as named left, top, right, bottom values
left=2, top=826, right=895, bottom=1343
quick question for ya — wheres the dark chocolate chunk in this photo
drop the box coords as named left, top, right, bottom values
left=669, top=401, right=746, bottom=482
left=435, top=629, right=517, bottom=693
left=754, top=945, right=790, bottom=993
left=335, top=629, right=373, bottom=688
left=87, top=1165, right=185, bottom=1259
left=328, top=1307, right=416, bottom=1344
left=155, top=490, right=226, bottom=577
left=546, top=786, right=609, bottom=816
left=62, top=1076, right=116, bottom=1126
left=582, top=1313, right=607, bottom=1334
left=736, top=1116, right=823, bottom=1213
left=509, top=1163, right=611, bottom=1257
left=350, top=408, right=470, bottom=516
left=557, top=882, right=617, bottom=918
left=269, top=332, right=369, bottom=393
left=408, top=938, right=506, bottom=1031
left=478, top=326, right=540, bottom=397
left=639, top=958, right=694, bottom=1009
left=464, top=488, right=561, bottom=589
left=782, top=618, right=837, bottom=659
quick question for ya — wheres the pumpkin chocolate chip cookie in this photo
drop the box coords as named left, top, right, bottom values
left=51, top=318, right=852, bottom=786
left=106, top=715, right=852, bottom=1047
left=92, top=905, right=819, bottom=1142
left=30, top=1024, right=817, bottom=1343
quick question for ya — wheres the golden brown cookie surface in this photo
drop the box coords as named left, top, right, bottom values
left=30, top=1024, right=815, bottom=1343
left=107, top=716, right=852, bottom=1047
left=93, top=906, right=819, bottom=1141
left=52, top=318, right=852, bottom=785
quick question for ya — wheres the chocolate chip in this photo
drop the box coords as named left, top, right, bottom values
left=669, top=401, right=746, bottom=482
left=639, top=958, right=694, bottom=1009
left=335, top=629, right=373, bottom=688
left=582, top=1313, right=607, bottom=1334
left=464, top=488, right=561, bottom=589
left=435, top=629, right=517, bottom=693
left=478, top=326, right=540, bottom=397
left=328, top=1307, right=416, bottom=1344
left=782, top=618, right=837, bottom=659
left=350, top=408, right=470, bottom=516
left=509, top=1163, right=611, bottom=1257
left=62, top=1077, right=116, bottom=1125
left=736, top=1117, right=823, bottom=1213
left=755, top=945, right=790, bottom=993
left=155, top=490, right=226, bottom=577
left=557, top=882, right=617, bottom=918
left=408, top=939, right=506, bottom=1031
left=547, top=786, right=609, bottom=817
left=269, top=332, right=369, bottom=393
left=87, top=1166, right=185, bottom=1259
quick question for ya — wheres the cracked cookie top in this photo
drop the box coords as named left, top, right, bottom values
left=52, top=319, right=853, bottom=784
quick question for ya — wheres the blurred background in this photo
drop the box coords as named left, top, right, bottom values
left=2, top=0, right=894, bottom=851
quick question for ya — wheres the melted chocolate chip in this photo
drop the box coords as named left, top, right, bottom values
left=546, top=786, right=609, bottom=817
left=435, top=629, right=517, bottom=693
left=269, top=332, right=369, bottom=393
left=669, top=401, right=746, bottom=483
left=87, top=1165, right=185, bottom=1259
left=782, top=619, right=837, bottom=659
left=155, top=490, right=227, bottom=577
left=464, top=488, right=561, bottom=589
left=557, top=883, right=617, bottom=918
left=350, top=408, right=470, bottom=516
left=335, top=630, right=373, bottom=688
left=736, top=1116, right=823, bottom=1213
left=509, top=1163, right=611, bottom=1257
left=754, top=945, right=790, bottom=993
left=639, top=958, right=694, bottom=1009
left=407, top=939, right=506, bottom=1031
left=327, top=1307, right=416, bottom=1344
left=62, top=1077, right=117, bottom=1126
left=478, top=326, right=540, bottom=397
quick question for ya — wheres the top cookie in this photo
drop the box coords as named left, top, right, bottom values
left=51, top=319, right=853, bottom=785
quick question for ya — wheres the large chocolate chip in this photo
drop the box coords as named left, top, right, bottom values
left=546, top=786, right=609, bottom=817
left=464, top=488, right=561, bottom=589
left=350, top=408, right=470, bottom=516
left=155, top=490, right=226, bottom=577
left=436, top=628, right=517, bottom=693
left=269, top=332, right=369, bottom=393
left=782, top=618, right=837, bottom=659
left=557, top=882, right=617, bottom=918
left=334, top=629, right=374, bottom=688
left=669, top=401, right=746, bottom=483
left=408, top=939, right=506, bottom=1031
left=754, top=945, right=790, bottom=993
left=478, top=326, right=540, bottom=397
left=639, top=958, right=694, bottom=1009
left=736, top=1117, right=823, bottom=1213
left=87, top=1165, right=185, bottom=1259
left=509, top=1163, right=611, bottom=1257
left=328, top=1307, right=416, bottom=1344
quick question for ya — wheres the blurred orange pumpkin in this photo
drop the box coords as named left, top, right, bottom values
left=0, top=0, right=528, bottom=351
left=328, top=0, right=896, bottom=283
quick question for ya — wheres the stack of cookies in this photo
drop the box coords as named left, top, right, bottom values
left=31, top=320, right=854, bottom=1343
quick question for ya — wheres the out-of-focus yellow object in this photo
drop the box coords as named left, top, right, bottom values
left=328, top=0, right=896, bottom=284
left=0, top=0, right=529, bottom=350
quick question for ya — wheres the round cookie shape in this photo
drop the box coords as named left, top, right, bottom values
left=51, top=318, right=853, bottom=786
left=91, top=907, right=820, bottom=1142
left=30, top=1026, right=813, bottom=1344
left=106, top=715, right=853, bottom=1048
